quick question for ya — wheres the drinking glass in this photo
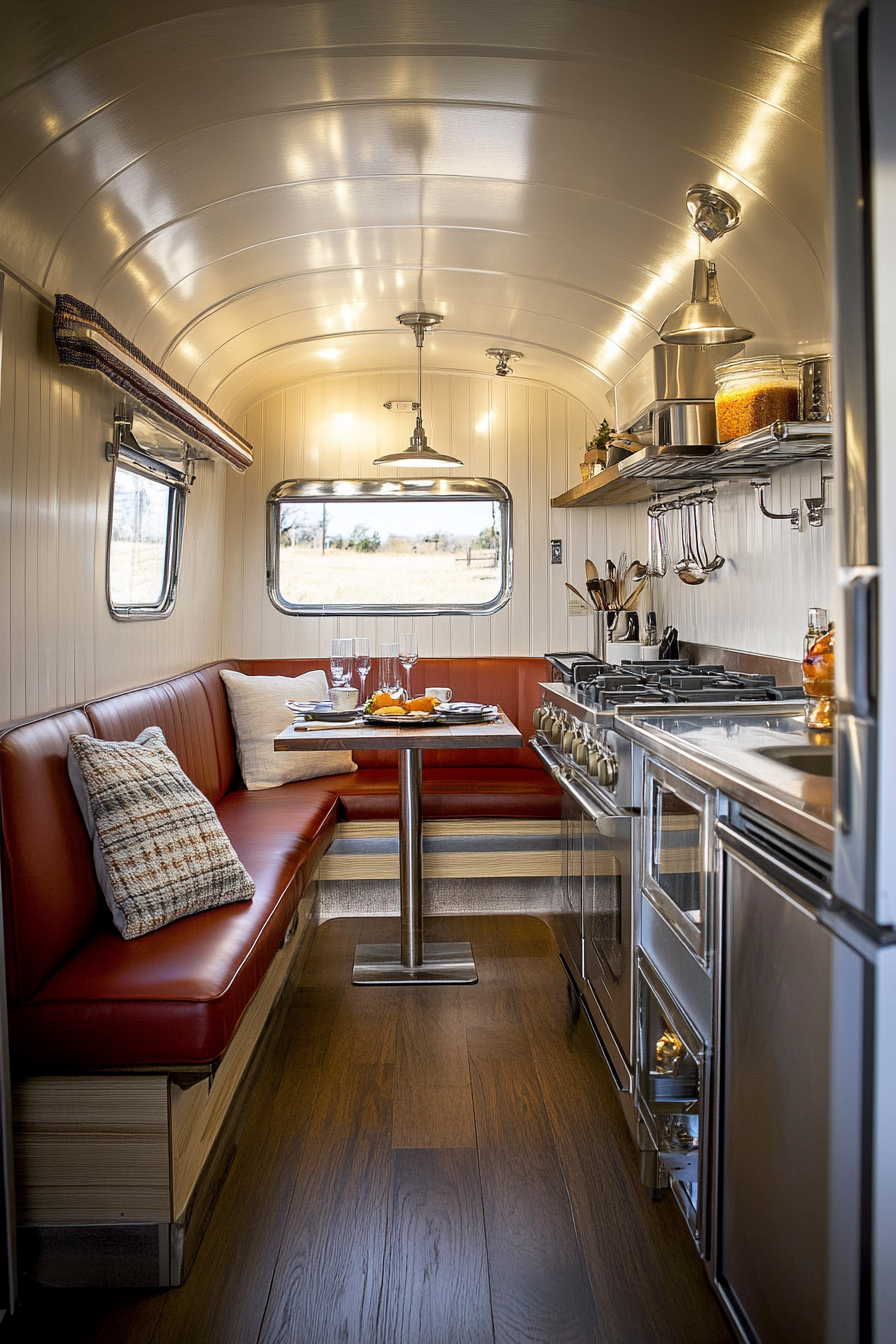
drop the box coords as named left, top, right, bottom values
left=378, top=642, right=402, bottom=697
left=330, top=638, right=353, bottom=692
left=399, top=632, right=418, bottom=698
left=353, top=637, right=371, bottom=703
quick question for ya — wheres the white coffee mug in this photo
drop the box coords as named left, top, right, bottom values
left=330, top=686, right=359, bottom=711
left=424, top=686, right=452, bottom=703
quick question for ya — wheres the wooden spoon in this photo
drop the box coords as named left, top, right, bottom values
left=585, top=559, right=600, bottom=584
left=586, top=578, right=606, bottom=609
left=622, top=576, right=649, bottom=610
left=565, top=581, right=598, bottom=608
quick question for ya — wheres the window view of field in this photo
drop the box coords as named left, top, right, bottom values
left=108, top=469, right=172, bottom=606
left=277, top=500, right=505, bottom=607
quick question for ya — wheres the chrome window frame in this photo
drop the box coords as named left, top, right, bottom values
left=266, top=477, right=513, bottom=616
left=105, top=411, right=190, bottom=622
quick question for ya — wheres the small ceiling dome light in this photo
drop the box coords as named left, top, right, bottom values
left=373, top=313, right=463, bottom=466
left=486, top=348, right=524, bottom=377
left=659, top=185, right=755, bottom=346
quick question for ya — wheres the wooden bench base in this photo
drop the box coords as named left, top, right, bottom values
left=14, top=881, right=319, bottom=1288
left=318, top=819, right=564, bottom=881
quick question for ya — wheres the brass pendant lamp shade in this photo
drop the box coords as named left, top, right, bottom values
left=659, top=185, right=755, bottom=346
left=373, top=313, right=463, bottom=466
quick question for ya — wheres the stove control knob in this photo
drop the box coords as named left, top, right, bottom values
left=587, top=750, right=602, bottom=777
left=597, top=755, right=618, bottom=787
left=533, top=707, right=546, bottom=730
left=573, top=738, right=589, bottom=767
left=561, top=729, right=576, bottom=754
left=551, top=718, right=565, bottom=744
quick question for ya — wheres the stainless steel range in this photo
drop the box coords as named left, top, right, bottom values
left=531, top=657, right=804, bottom=1185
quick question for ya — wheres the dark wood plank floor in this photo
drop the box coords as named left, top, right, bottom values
left=7, top=915, right=735, bottom=1344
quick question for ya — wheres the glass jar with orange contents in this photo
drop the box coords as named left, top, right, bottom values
left=714, top=355, right=801, bottom=443
left=802, top=607, right=835, bottom=730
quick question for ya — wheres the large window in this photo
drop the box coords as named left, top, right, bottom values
left=106, top=411, right=189, bottom=620
left=267, top=478, right=512, bottom=615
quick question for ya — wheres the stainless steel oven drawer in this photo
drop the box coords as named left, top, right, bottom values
left=641, top=756, right=715, bottom=967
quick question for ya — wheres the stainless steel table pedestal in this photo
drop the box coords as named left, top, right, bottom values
left=352, top=747, right=477, bottom=984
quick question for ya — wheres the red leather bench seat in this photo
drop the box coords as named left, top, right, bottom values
left=0, top=656, right=558, bottom=1075
left=12, top=790, right=339, bottom=1071
left=0, top=679, right=339, bottom=1072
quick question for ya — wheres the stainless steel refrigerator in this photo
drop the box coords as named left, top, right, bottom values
left=826, top=3, right=896, bottom=1339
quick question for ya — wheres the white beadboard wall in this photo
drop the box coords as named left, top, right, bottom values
left=0, top=276, right=228, bottom=725
left=647, top=464, right=834, bottom=663
left=225, top=372, right=639, bottom=660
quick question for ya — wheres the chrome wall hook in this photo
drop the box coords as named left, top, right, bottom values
left=751, top=479, right=800, bottom=530
left=804, top=474, right=833, bottom=527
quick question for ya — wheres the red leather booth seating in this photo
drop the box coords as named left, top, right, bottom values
left=0, top=657, right=559, bottom=1075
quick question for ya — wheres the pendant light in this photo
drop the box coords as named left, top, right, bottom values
left=659, top=185, right=755, bottom=346
left=373, top=312, right=463, bottom=466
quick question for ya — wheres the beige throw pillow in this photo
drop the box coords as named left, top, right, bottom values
left=68, top=726, right=255, bottom=940
left=220, top=669, right=356, bottom=790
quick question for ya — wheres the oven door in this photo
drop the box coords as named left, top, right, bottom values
left=642, top=757, right=714, bottom=966
left=582, top=807, right=635, bottom=1073
left=557, top=772, right=635, bottom=1085
left=558, top=788, right=584, bottom=979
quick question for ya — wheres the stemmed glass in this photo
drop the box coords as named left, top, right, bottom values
left=353, top=637, right=371, bottom=704
left=399, top=632, right=418, bottom=699
left=330, top=639, right=353, bottom=694
left=378, top=642, right=403, bottom=697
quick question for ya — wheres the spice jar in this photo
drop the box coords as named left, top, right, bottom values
left=714, top=355, right=801, bottom=443
left=802, top=607, right=835, bottom=731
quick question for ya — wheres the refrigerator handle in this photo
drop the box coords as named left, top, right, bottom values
left=838, top=565, right=879, bottom=717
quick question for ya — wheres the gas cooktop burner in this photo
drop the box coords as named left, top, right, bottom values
left=575, top=664, right=803, bottom=710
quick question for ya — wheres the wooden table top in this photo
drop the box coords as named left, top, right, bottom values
left=274, top=710, right=523, bottom=752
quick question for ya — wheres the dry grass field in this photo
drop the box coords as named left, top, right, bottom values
left=109, top=541, right=167, bottom=605
left=278, top=548, right=502, bottom=605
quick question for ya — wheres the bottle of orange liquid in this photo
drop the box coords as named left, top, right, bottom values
left=802, top=607, right=835, bottom=730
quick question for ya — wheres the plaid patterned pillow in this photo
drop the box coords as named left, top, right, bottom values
left=68, top=726, right=255, bottom=940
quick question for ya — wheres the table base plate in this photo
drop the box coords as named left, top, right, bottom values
left=352, top=941, right=477, bottom=985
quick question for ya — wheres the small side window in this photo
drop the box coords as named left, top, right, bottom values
left=106, top=411, right=189, bottom=620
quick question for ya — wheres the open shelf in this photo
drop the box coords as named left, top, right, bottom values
left=551, top=421, right=833, bottom=509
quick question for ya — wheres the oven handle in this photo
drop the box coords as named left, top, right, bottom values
left=529, top=735, right=564, bottom=779
left=715, top=819, right=831, bottom=913
left=529, top=735, right=633, bottom=838
left=555, top=770, right=633, bottom=839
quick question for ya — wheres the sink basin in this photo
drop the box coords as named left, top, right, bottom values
left=755, top=744, right=834, bottom=777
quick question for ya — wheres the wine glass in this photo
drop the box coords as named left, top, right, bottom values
left=378, top=642, right=402, bottom=697
left=330, top=638, right=353, bottom=694
left=353, top=637, right=371, bottom=703
left=399, top=632, right=418, bottom=699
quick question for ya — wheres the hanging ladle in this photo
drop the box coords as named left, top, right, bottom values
left=700, top=495, right=725, bottom=572
left=646, top=507, right=668, bottom=578
left=675, top=503, right=707, bottom=584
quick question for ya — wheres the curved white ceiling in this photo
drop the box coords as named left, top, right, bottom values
left=1, top=0, right=828, bottom=423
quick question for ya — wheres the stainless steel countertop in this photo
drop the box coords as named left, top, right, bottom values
left=614, top=705, right=835, bottom=853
